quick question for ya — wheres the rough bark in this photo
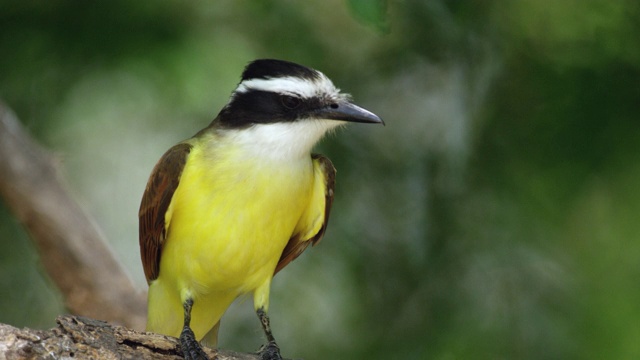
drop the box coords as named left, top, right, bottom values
left=0, top=315, right=258, bottom=360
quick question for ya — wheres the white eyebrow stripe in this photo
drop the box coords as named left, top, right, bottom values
left=235, top=75, right=338, bottom=98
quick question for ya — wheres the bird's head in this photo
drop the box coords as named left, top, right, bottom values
left=214, top=59, right=383, bottom=159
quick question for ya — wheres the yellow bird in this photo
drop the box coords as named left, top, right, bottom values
left=139, top=59, right=383, bottom=360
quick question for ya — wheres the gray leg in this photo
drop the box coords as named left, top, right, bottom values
left=256, top=308, right=282, bottom=360
left=180, top=298, right=210, bottom=360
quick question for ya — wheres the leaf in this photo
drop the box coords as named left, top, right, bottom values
left=347, top=0, right=389, bottom=33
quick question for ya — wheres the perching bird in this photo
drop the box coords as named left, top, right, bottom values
left=139, top=59, right=383, bottom=360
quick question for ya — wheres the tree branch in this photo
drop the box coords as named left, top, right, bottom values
left=0, top=315, right=258, bottom=360
left=0, top=100, right=146, bottom=330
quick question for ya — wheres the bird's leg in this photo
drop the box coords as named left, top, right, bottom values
left=256, top=307, right=282, bottom=360
left=180, top=298, right=210, bottom=360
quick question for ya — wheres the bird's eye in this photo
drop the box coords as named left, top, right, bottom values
left=281, top=96, right=301, bottom=109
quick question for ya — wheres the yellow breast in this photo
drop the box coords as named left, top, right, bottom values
left=147, top=132, right=320, bottom=341
left=160, top=136, right=313, bottom=295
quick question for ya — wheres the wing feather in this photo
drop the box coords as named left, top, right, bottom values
left=139, top=142, right=192, bottom=283
left=275, top=154, right=336, bottom=274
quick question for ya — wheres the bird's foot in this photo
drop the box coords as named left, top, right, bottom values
left=180, top=325, right=210, bottom=360
left=257, top=341, right=282, bottom=360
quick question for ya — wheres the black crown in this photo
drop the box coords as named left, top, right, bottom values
left=241, top=59, right=321, bottom=82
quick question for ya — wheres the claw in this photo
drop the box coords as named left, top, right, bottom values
left=180, top=325, right=210, bottom=360
left=258, top=340, right=282, bottom=360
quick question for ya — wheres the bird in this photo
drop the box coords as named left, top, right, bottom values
left=139, top=59, right=383, bottom=360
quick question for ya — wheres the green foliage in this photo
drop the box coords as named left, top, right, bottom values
left=497, top=0, right=640, bottom=67
left=347, top=0, right=389, bottom=33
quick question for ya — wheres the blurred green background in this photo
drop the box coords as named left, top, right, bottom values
left=2, top=1, right=640, bottom=359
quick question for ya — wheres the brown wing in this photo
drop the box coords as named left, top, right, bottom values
left=274, top=154, right=336, bottom=274
left=139, top=142, right=192, bottom=283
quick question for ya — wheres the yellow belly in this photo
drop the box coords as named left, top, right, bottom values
left=147, top=140, right=314, bottom=340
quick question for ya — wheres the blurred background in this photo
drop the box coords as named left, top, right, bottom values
left=2, top=1, right=640, bottom=359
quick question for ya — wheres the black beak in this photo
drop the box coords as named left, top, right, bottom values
left=315, top=101, right=384, bottom=125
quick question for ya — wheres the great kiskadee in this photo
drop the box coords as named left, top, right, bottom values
left=139, top=59, right=383, bottom=360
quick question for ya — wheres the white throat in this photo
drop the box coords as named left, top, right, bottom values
left=220, top=120, right=344, bottom=162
